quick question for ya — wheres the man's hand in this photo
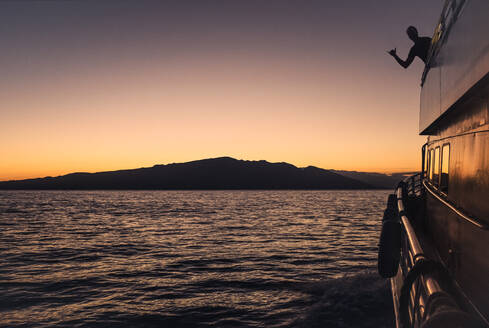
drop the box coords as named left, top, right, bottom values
left=388, top=47, right=412, bottom=69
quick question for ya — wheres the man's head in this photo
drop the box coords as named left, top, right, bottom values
left=407, top=26, right=418, bottom=41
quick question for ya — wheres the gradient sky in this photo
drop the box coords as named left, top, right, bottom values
left=0, top=0, right=445, bottom=181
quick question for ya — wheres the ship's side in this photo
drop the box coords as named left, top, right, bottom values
left=379, top=0, right=489, bottom=327
left=421, top=0, right=489, bottom=322
left=422, top=79, right=489, bottom=324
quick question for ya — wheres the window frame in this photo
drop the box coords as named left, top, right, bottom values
left=423, top=146, right=429, bottom=178
left=431, top=146, right=441, bottom=188
left=429, top=148, right=435, bottom=181
left=440, top=143, right=450, bottom=193
left=433, top=146, right=441, bottom=186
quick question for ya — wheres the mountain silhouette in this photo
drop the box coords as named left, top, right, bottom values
left=0, top=157, right=379, bottom=190
left=330, top=170, right=415, bottom=189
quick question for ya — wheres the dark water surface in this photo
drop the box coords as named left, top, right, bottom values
left=0, top=190, right=394, bottom=327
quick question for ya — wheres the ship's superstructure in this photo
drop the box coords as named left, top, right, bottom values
left=378, top=0, right=489, bottom=327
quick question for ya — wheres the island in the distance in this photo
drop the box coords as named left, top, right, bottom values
left=0, top=157, right=409, bottom=190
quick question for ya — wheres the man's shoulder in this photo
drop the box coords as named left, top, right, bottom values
left=414, top=37, right=432, bottom=50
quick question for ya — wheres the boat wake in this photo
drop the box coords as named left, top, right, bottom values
left=292, top=270, right=394, bottom=328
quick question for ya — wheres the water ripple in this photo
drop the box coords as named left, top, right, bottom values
left=0, top=190, right=393, bottom=327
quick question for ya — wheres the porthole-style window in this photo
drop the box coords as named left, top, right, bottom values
left=441, top=144, right=450, bottom=192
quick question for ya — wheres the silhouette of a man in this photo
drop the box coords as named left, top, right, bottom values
left=388, top=26, right=432, bottom=68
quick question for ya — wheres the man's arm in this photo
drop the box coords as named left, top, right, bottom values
left=388, top=47, right=415, bottom=69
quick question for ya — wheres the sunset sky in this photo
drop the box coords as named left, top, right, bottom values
left=1, top=0, right=444, bottom=181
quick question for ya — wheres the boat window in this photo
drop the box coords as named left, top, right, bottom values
left=441, top=144, right=450, bottom=192
left=421, top=146, right=428, bottom=177
left=433, top=147, right=440, bottom=186
left=429, top=149, right=434, bottom=181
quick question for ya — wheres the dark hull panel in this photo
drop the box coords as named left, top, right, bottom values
left=425, top=190, right=489, bottom=321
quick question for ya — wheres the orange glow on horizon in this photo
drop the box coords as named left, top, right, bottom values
left=0, top=1, right=441, bottom=182
left=0, top=55, right=426, bottom=181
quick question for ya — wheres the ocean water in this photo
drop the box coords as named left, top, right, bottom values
left=0, top=190, right=394, bottom=328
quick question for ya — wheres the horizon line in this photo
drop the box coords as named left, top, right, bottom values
left=0, top=156, right=420, bottom=182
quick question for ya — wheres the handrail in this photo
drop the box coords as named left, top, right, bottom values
left=403, top=172, right=423, bottom=197
left=396, top=177, right=444, bottom=326
left=397, top=187, right=424, bottom=258
left=422, top=179, right=489, bottom=230
left=395, top=173, right=489, bottom=326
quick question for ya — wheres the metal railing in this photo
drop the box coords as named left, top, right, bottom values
left=403, top=173, right=423, bottom=197
left=397, top=179, right=443, bottom=326
left=422, top=180, right=489, bottom=230
left=395, top=173, right=487, bottom=326
left=395, top=173, right=488, bottom=327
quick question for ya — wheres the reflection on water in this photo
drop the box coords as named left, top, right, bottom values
left=0, top=190, right=394, bottom=327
